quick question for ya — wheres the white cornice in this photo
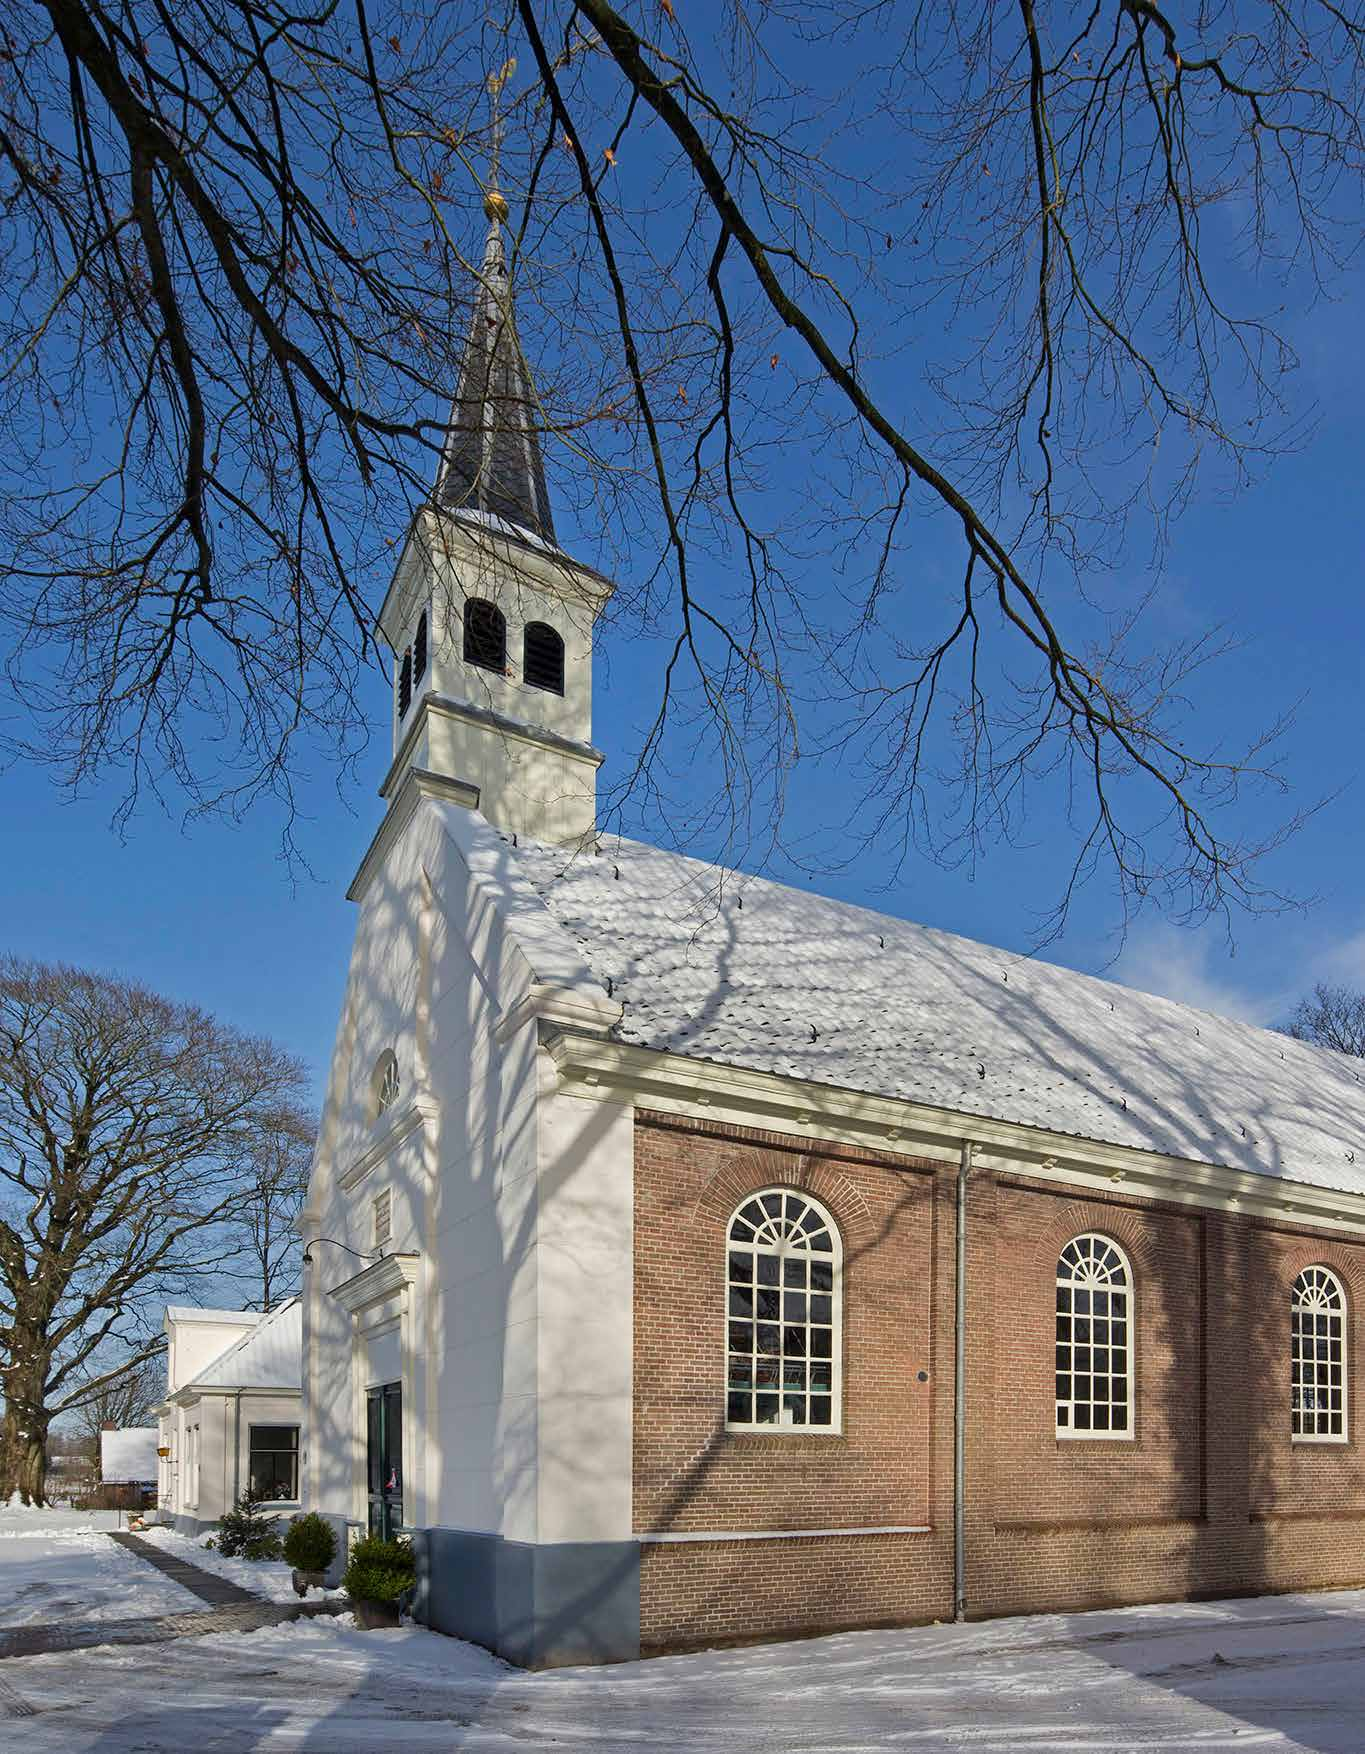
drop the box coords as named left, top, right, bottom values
left=347, top=766, right=479, bottom=903
left=327, top=1251, right=421, bottom=1315
left=496, top=983, right=623, bottom=1045
left=337, top=1100, right=432, bottom=1193
left=542, top=1031, right=1365, bottom=1236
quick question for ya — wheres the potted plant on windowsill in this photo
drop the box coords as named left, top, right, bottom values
left=283, top=1512, right=337, bottom=1596
left=342, top=1533, right=415, bottom=1630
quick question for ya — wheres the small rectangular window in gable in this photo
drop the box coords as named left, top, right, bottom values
left=374, top=1189, right=392, bottom=1250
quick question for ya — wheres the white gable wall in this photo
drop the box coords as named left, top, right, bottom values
left=303, top=796, right=634, bottom=1546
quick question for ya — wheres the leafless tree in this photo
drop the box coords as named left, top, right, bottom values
left=1283, top=984, right=1365, bottom=1059
left=67, top=1354, right=165, bottom=1454
left=2, top=3, right=1362, bottom=929
left=241, top=1122, right=316, bottom=1311
left=0, top=956, right=312, bottom=1503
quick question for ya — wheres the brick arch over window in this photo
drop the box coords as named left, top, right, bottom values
left=1042, top=1199, right=1164, bottom=1288
left=725, top=1187, right=842, bottom=1432
left=692, top=1149, right=877, bottom=1249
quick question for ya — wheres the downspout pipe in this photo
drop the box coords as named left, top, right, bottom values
left=954, top=1139, right=975, bottom=1623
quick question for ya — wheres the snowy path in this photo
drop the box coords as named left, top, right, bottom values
left=0, top=1525, right=200, bottom=1630
left=8, top=1588, right=1365, bottom=1751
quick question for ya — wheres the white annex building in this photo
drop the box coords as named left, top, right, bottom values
left=301, top=185, right=1365, bottom=1669
left=156, top=1299, right=302, bottom=1534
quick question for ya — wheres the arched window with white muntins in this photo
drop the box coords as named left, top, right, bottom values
left=1292, top=1266, right=1348, bottom=1441
left=463, top=598, right=506, bottom=672
left=1056, top=1234, right=1133, bottom=1438
left=726, top=1189, right=840, bottom=1431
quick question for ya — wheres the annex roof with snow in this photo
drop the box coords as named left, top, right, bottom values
left=171, top=1298, right=302, bottom=1399
left=509, top=831, right=1365, bottom=1200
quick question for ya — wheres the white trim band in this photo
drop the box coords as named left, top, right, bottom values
left=635, top=1525, right=931, bottom=1544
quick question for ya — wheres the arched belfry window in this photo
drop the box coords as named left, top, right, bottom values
left=1292, top=1266, right=1348, bottom=1441
left=413, top=609, right=428, bottom=686
left=726, top=1189, right=840, bottom=1431
left=1056, top=1234, right=1133, bottom=1438
left=523, top=622, right=565, bottom=694
left=397, top=648, right=412, bottom=719
left=463, top=598, right=506, bottom=672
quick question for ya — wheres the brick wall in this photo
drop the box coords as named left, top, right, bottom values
left=634, top=1110, right=1365, bottom=1653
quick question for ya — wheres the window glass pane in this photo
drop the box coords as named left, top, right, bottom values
left=725, top=1190, right=840, bottom=1431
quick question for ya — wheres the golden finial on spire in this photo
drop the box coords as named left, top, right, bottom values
left=483, top=60, right=516, bottom=227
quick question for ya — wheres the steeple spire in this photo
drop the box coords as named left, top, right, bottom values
left=434, top=81, right=556, bottom=545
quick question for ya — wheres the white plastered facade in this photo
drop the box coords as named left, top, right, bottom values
left=301, top=794, right=635, bottom=1548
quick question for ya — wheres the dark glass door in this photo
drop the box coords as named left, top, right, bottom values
left=366, top=1382, right=403, bottom=1538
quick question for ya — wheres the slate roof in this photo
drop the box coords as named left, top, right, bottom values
left=511, top=833, right=1365, bottom=1198
left=183, top=1298, right=302, bottom=1394
left=434, top=219, right=555, bottom=543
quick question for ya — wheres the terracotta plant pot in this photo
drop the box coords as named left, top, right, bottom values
left=291, top=1568, right=325, bottom=1598
left=352, top=1596, right=401, bottom=1630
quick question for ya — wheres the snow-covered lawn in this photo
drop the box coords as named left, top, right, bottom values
left=10, top=1587, right=1365, bottom=1750
left=137, top=1525, right=341, bottom=1604
left=0, top=1508, right=198, bottom=1629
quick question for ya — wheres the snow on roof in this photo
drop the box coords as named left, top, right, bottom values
left=184, top=1299, right=302, bottom=1394
left=510, top=833, right=1365, bottom=1197
left=100, top=1427, right=158, bottom=1483
left=165, top=1307, right=265, bottom=1327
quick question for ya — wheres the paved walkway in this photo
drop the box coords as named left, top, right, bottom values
left=0, top=1533, right=345, bottom=1661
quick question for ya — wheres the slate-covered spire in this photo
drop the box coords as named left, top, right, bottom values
left=434, top=188, right=556, bottom=545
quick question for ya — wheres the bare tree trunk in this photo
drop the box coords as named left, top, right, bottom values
left=1, top=1354, right=50, bottom=1505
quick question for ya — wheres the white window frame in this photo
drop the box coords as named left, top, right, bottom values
left=724, top=1188, right=842, bottom=1435
left=1292, top=1265, right=1349, bottom=1444
left=1055, top=1232, right=1136, bottom=1442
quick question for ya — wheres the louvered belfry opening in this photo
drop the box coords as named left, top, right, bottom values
left=434, top=218, right=556, bottom=546
left=413, top=610, right=428, bottom=685
left=398, top=648, right=412, bottom=718
left=463, top=598, right=507, bottom=672
left=523, top=622, right=565, bottom=694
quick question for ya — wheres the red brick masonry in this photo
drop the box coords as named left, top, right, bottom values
left=634, top=1110, right=1365, bottom=1653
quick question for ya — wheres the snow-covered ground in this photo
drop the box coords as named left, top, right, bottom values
left=137, top=1525, right=340, bottom=1604
left=9, top=1587, right=1365, bottom=1750
left=0, top=1507, right=199, bottom=1629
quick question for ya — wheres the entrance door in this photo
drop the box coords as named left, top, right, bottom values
left=365, top=1382, right=403, bottom=1538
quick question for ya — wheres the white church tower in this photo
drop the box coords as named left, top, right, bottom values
left=372, top=188, right=611, bottom=848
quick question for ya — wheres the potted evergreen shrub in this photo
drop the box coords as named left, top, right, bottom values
left=283, top=1511, right=337, bottom=1596
left=342, top=1533, right=415, bottom=1630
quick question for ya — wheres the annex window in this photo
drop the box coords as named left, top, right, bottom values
left=413, top=609, right=428, bottom=686
left=248, top=1424, right=299, bottom=1501
left=1056, top=1234, right=1133, bottom=1439
left=726, top=1189, right=840, bottom=1432
left=523, top=622, right=565, bottom=694
left=463, top=598, right=506, bottom=672
left=1292, top=1266, right=1348, bottom=1442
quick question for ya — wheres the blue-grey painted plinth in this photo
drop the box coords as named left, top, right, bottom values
left=411, top=1527, right=640, bottom=1668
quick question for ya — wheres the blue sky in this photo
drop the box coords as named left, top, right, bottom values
left=5, top=280, right=1361, bottom=1110
left=4, top=64, right=1364, bottom=1104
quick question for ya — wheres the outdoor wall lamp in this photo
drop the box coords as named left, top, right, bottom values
left=301, top=1237, right=378, bottom=1269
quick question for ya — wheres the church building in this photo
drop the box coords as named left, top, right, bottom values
left=300, top=189, right=1365, bottom=1669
